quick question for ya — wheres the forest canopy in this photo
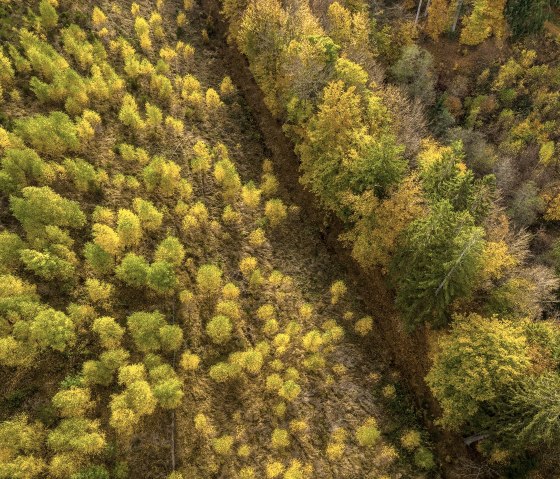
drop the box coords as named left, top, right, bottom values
left=1, top=0, right=560, bottom=477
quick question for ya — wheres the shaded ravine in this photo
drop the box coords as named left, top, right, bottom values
left=196, top=0, right=477, bottom=475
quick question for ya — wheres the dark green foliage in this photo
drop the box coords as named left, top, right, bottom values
left=0, top=148, right=48, bottom=192
left=147, top=261, right=177, bottom=293
left=420, top=142, right=495, bottom=221
left=19, top=28, right=66, bottom=80
left=47, top=417, right=106, bottom=455
left=500, top=373, right=560, bottom=447
left=62, top=158, right=100, bottom=192
left=127, top=311, right=166, bottom=352
left=426, top=314, right=530, bottom=431
left=71, top=465, right=110, bottom=479
left=82, top=349, right=130, bottom=387
left=60, top=374, right=84, bottom=390
left=20, top=248, right=75, bottom=281
left=0, top=232, right=25, bottom=272
left=38, top=0, right=58, bottom=30
left=414, top=447, right=436, bottom=470
left=84, top=242, right=114, bottom=275
left=142, top=156, right=181, bottom=195
left=391, top=201, right=485, bottom=328
left=505, top=0, right=558, bottom=37
left=151, top=371, right=184, bottom=408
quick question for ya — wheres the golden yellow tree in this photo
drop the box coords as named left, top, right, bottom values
left=460, top=0, right=507, bottom=45
left=341, top=175, right=425, bottom=271
left=426, top=0, right=451, bottom=40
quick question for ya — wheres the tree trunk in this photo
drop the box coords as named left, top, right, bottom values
left=424, top=0, right=432, bottom=17
left=464, top=433, right=488, bottom=446
left=451, top=0, right=464, bottom=32
left=415, top=0, right=424, bottom=24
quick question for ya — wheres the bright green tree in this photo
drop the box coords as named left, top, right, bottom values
left=147, top=261, right=177, bottom=294
left=152, top=377, right=184, bottom=409
left=29, top=308, right=75, bottom=352
left=355, top=417, right=380, bottom=447
left=118, top=94, right=144, bottom=131
left=83, top=242, right=114, bottom=275
left=500, top=372, right=560, bottom=447
left=154, top=237, right=185, bottom=267
left=0, top=231, right=25, bottom=272
left=14, top=112, right=79, bottom=156
left=419, top=140, right=495, bottom=220
left=132, top=198, right=163, bottom=231
left=38, top=0, right=58, bottom=30
left=126, top=311, right=168, bottom=352
left=10, top=186, right=85, bottom=236
left=0, top=147, right=48, bottom=193
left=142, top=156, right=181, bottom=196
left=297, top=80, right=406, bottom=219
left=158, top=325, right=183, bottom=352
left=20, top=248, right=75, bottom=281
left=116, top=253, right=149, bottom=287
left=426, top=314, right=530, bottom=431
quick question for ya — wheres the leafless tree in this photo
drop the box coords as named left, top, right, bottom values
left=455, top=458, right=500, bottom=479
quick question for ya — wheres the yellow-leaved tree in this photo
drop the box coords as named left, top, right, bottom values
left=426, top=0, right=451, bottom=40
left=460, top=0, right=507, bottom=45
left=341, top=175, right=425, bottom=271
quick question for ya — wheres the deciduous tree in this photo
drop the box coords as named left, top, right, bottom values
left=10, top=186, right=85, bottom=237
left=426, top=313, right=530, bottom=431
